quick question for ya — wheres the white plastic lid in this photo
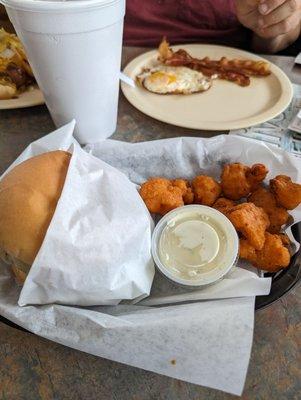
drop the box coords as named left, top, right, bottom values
left=0, top=0, right=120, bottom=12
left=152, top=205, right=239, bottom=287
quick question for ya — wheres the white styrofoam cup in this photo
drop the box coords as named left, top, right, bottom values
left=1, top=0, right=125, bottom=144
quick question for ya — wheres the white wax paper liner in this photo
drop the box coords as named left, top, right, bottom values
left=0, top=263, right=254, bottom=396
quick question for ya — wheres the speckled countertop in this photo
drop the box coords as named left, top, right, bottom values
left=0, top=48, right=300, bottom=400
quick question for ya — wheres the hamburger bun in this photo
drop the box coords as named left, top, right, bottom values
left=0, top=150, right=71, bottom=283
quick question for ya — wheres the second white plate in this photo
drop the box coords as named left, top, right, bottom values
left=122, top=44, right=293, bottom=131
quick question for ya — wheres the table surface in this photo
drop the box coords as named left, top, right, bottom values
left=0, top=47, right=301, bottom=400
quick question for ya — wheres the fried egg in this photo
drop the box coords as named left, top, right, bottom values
left=137, top=66, right=212, bottom=95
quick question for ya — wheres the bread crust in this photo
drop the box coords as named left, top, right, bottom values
left=0, top=150, right=71, bottom=281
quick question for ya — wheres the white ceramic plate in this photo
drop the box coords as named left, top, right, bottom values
left=122, top=44, right=293, bottom=131
left=0, top=85, right=44, bottom=110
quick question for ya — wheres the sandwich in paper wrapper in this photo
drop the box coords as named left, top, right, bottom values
left=0, top=122, right=154, bottom=306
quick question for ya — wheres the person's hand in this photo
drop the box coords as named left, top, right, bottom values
left=235, top=0, right=301, bottom=39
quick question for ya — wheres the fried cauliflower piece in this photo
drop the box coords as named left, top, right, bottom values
left=212, top=197, right=236, bottom=216
left=248, top=187, right=289, bottom=233
left=239, top=232, right=290, bottom=272
left=221, top=163, right=268, bottom=200
left=172, top=179, right=194, bottom=204
left=278, top=233, right=291, bottom=246
left=227, top=202, right=270, bottom=250
left=239, top=237, right=257, bottom=261
left=191, top=175, right=221, bottom=206
left=139, top=177, right=186, bottom=215
left=270, top=175, right=301, bottom=210
left=246, top=163, right=269, bottom=191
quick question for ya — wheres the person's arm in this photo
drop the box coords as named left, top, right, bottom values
left=235, top=0, right=301, bottom=54
left=252, top=24, right=300, bottom=53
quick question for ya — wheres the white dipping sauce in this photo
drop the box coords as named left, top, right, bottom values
left=152, top=205, right=239, bottom=286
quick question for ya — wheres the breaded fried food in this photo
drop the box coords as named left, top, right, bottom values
left=270, top=175, right=301, bottom=210
left=191, top=175, right=221, bottom=206
left=246, top=164, right=269, bottom=191
left=213, top=197, right=236, bottom=216
left=278, top=233, right=291, bottom=246
left=248, top=187, right=289, bottom=233
left=239, top=232, right=290, bottom=272
left=172, top=179, right=194, bottom=204
left=239, top=237, right=256, bottom=261
left=221, top=163, right=268, bottom=200
left=221, top=163, right=250, bottom=200
left=139, top=177, right=185, bottom=215
left=227, top=202, right=270, bottom=250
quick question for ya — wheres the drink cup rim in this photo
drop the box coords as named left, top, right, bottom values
left=0, top=0, right=122, bottom=12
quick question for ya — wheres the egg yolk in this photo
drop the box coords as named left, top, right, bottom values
left=150, top=71, right=177, bottom=85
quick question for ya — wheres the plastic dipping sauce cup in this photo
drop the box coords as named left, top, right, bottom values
left=152, top=205, right=239, bottom=287
left=1, top=0, right=125, bottom=144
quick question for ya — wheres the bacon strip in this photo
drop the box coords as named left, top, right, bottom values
left=158, top=39, right=270, bottom=87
